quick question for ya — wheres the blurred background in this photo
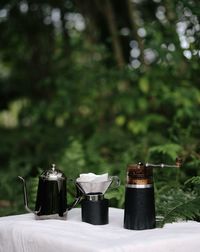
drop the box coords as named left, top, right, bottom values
left=0, top=0, right=200, bottom=221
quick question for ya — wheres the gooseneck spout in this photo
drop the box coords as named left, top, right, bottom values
left=18, top=176, right=39, bottom=215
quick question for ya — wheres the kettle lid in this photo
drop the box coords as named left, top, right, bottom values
left=40, top=164, right=66, bottom=181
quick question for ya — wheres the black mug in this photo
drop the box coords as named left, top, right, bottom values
left=76, top=176, right=120, bottom=225
left=81, top=193, right=109, bottom=225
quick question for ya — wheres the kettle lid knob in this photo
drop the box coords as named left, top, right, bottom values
left=52, top=163, right=56, bottom=171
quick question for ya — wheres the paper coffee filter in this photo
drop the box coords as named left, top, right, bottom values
left=77, top=173, right=108, bottom=182
left=76, top=173, right=111, bottom=194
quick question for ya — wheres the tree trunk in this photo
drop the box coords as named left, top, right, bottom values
left=103, top=0, right=126, bottom=68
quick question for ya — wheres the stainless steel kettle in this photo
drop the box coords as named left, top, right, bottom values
left=19, top=164, right=80, bottom=219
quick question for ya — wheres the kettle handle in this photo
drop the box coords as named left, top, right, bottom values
left=67, top=183, right=83, bottom=211
left=18, top=176, right=40, bottom=215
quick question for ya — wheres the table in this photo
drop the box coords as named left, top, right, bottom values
left=0, top=208, right=200, bottom=252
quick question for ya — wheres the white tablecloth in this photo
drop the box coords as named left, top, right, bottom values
left=0, top=208, right=200, bottom=252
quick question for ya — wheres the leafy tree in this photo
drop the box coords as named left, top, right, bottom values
left=0, top=0, right=200, bottom=223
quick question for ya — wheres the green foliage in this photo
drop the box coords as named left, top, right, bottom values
left=162, top=197, right=200, bottom=223
left=154, top=176, right=200, bottom=225
left=106, top=185, right=125, bottom=209
left=149, top=143, right=183, bottom=161
left=0, top=0, right=200, bottom=225
left=185, top=176, right=200, bottom=186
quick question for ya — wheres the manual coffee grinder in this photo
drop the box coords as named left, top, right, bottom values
left=76, top=174, right=119, bottom=225
left=124, top=158, right=182, bottom=230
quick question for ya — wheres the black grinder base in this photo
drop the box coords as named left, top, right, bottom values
left=81, top=193, right=109, bottom=225
left=124, top=187, right=156, bottom=230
